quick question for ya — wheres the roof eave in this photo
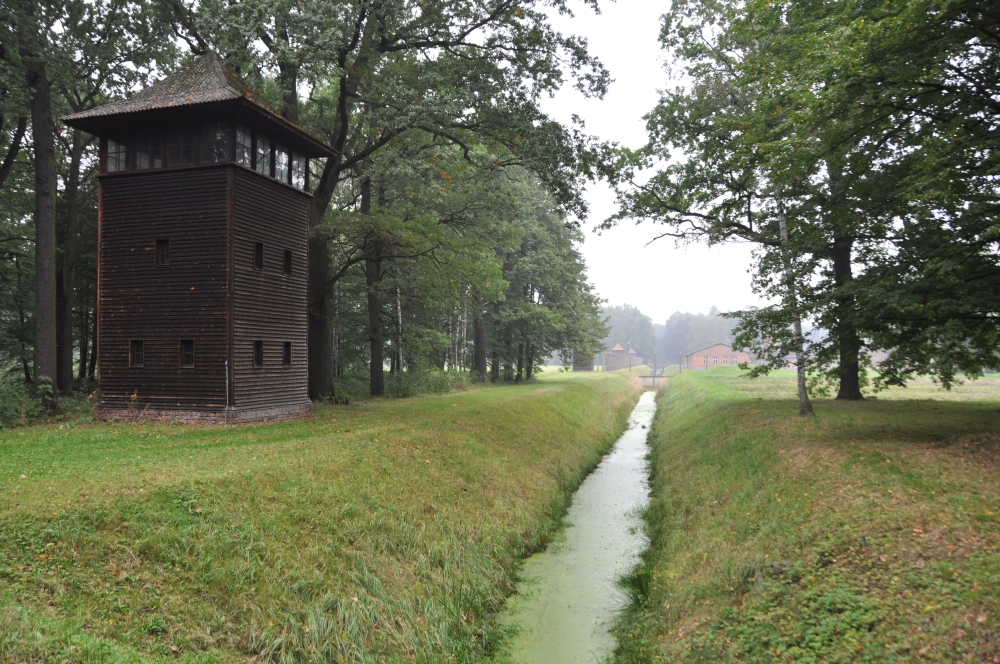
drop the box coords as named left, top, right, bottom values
left=62, top=97, right=334, bottom=159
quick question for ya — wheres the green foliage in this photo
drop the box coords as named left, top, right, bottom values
left=486, top=182, right=607, bottom=381
left=604, top=0, right=1000, bottom=392
left=602, top=304, right=655, bottom=360
left=385, top=369, right=470, bottom=398
left=0, top=378, right=41, bottom=427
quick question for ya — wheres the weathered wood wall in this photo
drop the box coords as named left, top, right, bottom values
left=231, top=168, right=310, bottom=409
left=98, top=166, right=229, bottom=409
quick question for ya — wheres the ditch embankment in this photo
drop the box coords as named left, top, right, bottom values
left=0, top=370, right=642, bottom=663
left=613, top=368, right=1000, bottom=664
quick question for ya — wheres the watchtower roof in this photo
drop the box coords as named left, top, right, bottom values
left=64, top=53, right=333, bottom=158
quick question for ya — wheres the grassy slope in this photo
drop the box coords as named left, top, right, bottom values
left=615, top=368, right=1000, bottom=663
left=0, top=371, right=641, bottom=663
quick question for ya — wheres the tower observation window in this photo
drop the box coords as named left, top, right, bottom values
left=167, top=127, right=195, bottom=165
left=107, top=139, right=130, bottom=172
left=236, top=124, right=252, bottom=167
left=137, top=135, right=162, bottom=169
left=200, top=123, right=229, bottom=163
left=255, top=135, right=272, bottom=176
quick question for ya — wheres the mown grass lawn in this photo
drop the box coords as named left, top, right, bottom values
left=614, top=368, right=1000, bottom=663
left=0, top=370, right=641, bottom=663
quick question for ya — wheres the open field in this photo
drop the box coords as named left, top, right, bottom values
left=0, top=371, right=642, bottom=663
left=730, top=368, right=1000, bottom=402
left=614, top=367, right=1000, bottom=663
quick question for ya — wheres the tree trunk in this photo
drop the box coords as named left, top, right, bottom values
left=825, top=154, right=863, bottom=401
left=776, top=198, right=814, bottom=416
left=832, top=234, right=863, bottom=400
left=447, top=315, right=454, bottom=369
left=0, top=116, right=27, bottom=190
left=15, top=256, right=31, bottom=383
left=460, top=290, right=467, bottom=369
left=503, top=326, right=514, bottom=382
left=490, top=351, right=499, bottom=383
left=525, top=334, right=533, bottom=380
left=360, top=179, right=385, bottom=396
left=79, top=304, right=89, bottom=381
left=25, top=48, right=58, bottom=412
left=365, top=249, right=384, bottom=397
left=473, top=293, right=487, bottom=382
left=515, top=328, right=524, bottom=382
left=56, top=129, right=84, bottom=395
left=396, top=286, right=403, bottom=373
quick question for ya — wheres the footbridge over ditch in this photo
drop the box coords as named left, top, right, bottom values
left=639, top=375, right=668, bottom=389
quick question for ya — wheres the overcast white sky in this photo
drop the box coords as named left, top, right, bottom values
left=541, top=0, right=762, bottom=324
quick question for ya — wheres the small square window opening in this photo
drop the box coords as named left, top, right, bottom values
left=283, top=342, right=291, bottom=366
left=180, top=340, right=195, bottom=367
left=130, top=340, right=144, bottom=367
left=254, top=242, right=264, bottom=270
left=155, top=239, right=169, bottom=266
left=254, top=341, right=264, bottom=367
left=283, top=249, right=292, bottom=275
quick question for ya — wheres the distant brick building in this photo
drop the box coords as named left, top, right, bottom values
left=682, top=343, right=751, bottom=370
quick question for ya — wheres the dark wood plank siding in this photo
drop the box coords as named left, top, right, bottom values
left=98, top=167, right=229, bottom=409
left=231, top=168, right=309, bottom=408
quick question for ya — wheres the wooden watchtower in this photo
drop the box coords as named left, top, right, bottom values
left=64, top=53, right=332, bottom=423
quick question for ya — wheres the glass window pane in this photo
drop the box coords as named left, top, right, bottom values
left=255, top=135, right=271, bottom=175
left=236, top=124, right=252, bottom=167
left=200, top=122, right=229, bottom=163
left=167, top=127, right=195, bottom=166
left=136, top=135, right=161, bottom=169
left=108, top=139, right=130, bottom=172
left=291, top=152, right=306, bottom=189
left=274, top=143, right=288, bottom=183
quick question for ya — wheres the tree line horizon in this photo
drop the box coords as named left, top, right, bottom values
left=2, top=0, right=997, bottom=416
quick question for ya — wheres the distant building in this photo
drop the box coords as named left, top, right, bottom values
left=605, top=342, right=644, bottom=371
left=682, top=343, right=752, bottom=370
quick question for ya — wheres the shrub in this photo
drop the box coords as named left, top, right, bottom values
left=0, top=379, right=42, bottom=428
left=385, top=369, right=470, bottom=398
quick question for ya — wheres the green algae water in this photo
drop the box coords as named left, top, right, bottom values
left=503, top=390, right=657, bottom=663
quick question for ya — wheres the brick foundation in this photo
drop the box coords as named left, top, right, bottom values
left=94, top=402, right=311, bottom=425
